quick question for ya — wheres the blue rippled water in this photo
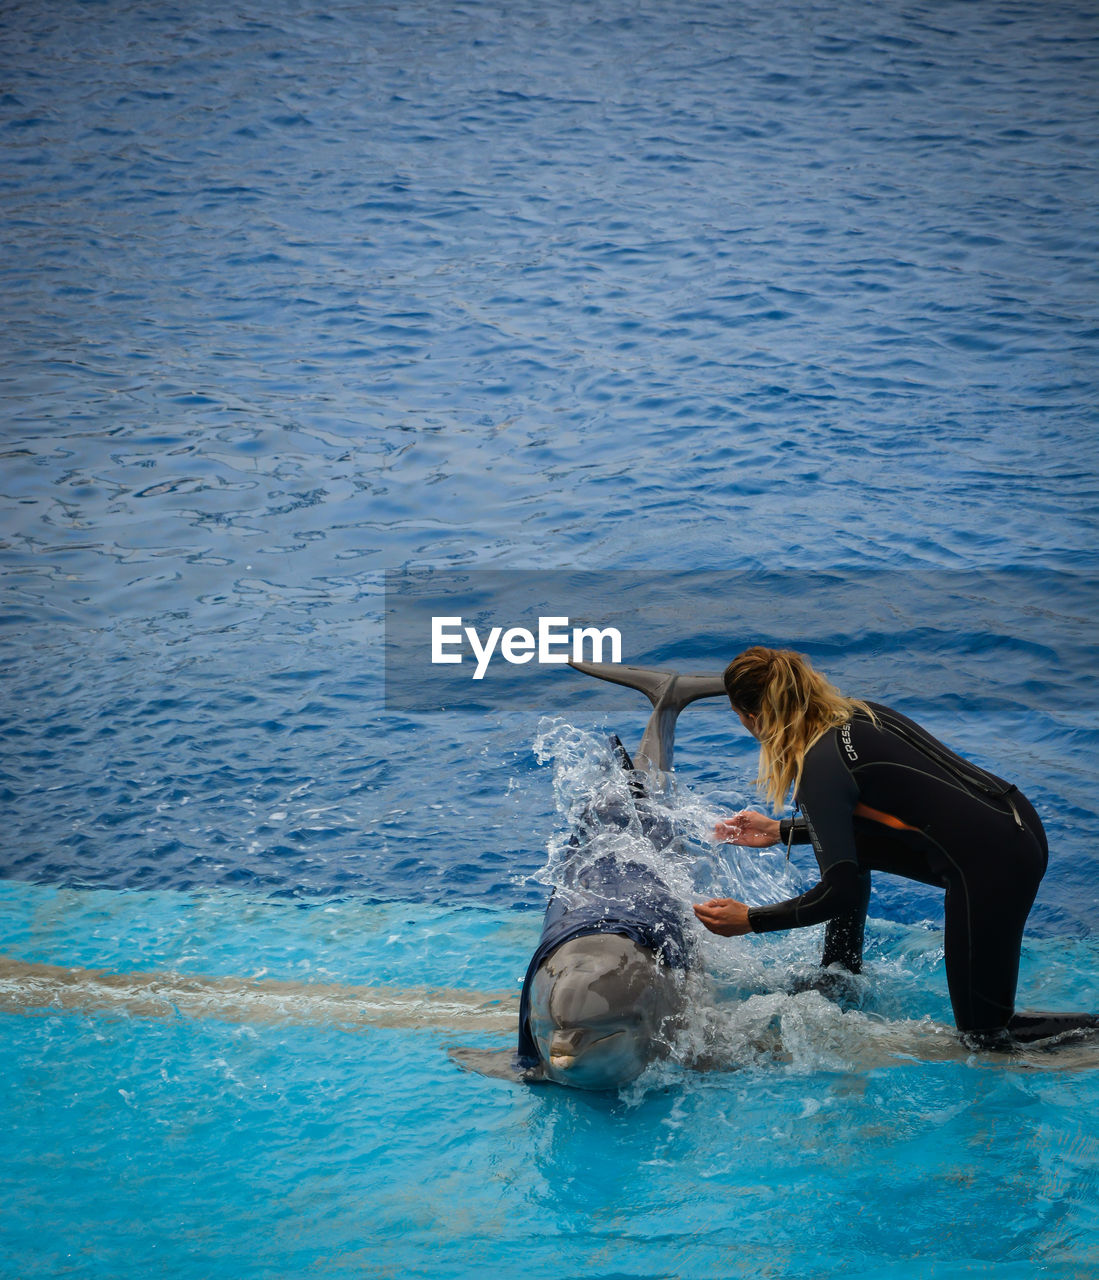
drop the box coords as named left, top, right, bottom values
left=3, top=1, right=1099, bottom=1277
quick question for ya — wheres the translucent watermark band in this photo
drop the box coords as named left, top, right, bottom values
left=383, top=568, right=1099, bottom=713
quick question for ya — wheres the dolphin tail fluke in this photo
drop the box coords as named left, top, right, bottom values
left=567, top=661, right=727, bottom=707
left=568, top=660, right=727, bottom=772
left=567, top=660, right=677, bottom=705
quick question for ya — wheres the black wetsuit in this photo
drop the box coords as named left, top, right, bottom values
left=747, top=702, right=1097, bottom=1044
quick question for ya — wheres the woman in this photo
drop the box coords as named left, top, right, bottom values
left=694, top=645, right=1096, bottom=1045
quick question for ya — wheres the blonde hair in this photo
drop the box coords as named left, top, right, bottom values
left=723, top=646, right=876, bottom=810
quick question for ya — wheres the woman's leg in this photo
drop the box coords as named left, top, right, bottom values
left=941, top=851, right=1038, bottom=1034
left=940, top=805, right=1096, bottom=1041
left=820, top=870, right=872, bottom=972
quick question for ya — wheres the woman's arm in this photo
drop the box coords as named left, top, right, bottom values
left=714, top=811, right=813, bottom=847
left=713, top=811, right=780, bottom=847
left=746, top=861, right=865, bottom=932
left=692, top=862, right=867, bottom=937
left=740, top=733, right=864, bottom=933
left=693, top=898, right=752, bottom=936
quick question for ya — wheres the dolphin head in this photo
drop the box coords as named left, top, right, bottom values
left=526, top=933, right=682, bottom=1090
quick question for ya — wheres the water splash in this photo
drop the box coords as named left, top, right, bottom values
left=531, top=715, right=808, bottom=912
left=527, top=719, right=1099, bottom=1097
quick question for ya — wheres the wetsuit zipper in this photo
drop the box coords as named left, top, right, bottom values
left=786, top=806, right=798, bottom=861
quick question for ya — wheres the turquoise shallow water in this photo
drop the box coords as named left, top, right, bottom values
left=4, top=871, right=1099, bottom=1280
left=3, top=0, right=1099, bottom=1276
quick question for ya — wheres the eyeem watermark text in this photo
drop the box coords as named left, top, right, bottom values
left=432, top=616, right=622, bottom=679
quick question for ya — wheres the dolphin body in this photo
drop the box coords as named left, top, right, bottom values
left=500, top=660, right=727, bottom=1090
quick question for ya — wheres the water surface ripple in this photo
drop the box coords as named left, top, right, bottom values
left=2, top=4, right=1099, bottom=1272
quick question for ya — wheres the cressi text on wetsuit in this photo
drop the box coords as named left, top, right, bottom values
left=747, top=702, right=1097, bottom=1043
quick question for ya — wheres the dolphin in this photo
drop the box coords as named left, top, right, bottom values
left=454, top=660, right=728, bottom=1090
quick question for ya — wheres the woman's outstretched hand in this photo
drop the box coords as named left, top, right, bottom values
left=693, top=898, right=753, bottom=937
left=713, top=810, right=781, bottom=848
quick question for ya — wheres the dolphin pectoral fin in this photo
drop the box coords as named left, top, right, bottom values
left=785, top=964, right=868, bottom=1010
left=447, top=1045, right=547, bottom=1084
